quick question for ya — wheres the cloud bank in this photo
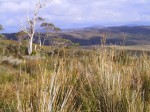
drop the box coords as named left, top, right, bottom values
left=0, top=0, right=150, bottom=32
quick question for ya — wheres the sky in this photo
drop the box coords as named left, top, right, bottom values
left=0, top=0, right=150, bottom=33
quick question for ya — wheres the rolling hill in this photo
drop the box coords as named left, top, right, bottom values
left=2, top=26, right=150, bottom=46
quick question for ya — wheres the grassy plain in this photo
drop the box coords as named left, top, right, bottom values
left=0, top=40, right=150, bottom=112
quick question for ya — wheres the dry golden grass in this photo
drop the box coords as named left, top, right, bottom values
left=0, top=47, right=150, bottom=112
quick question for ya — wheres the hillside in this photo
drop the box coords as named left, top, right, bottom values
left=2, top=26, right=150, bottom=46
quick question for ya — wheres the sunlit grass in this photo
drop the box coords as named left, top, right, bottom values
left=0, top=45, right=150, bottom=112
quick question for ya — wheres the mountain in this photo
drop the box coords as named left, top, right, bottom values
left=2, top=26, right=150, bottom=46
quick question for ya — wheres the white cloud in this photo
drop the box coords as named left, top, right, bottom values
left=0, top=0, right=150, bottom=32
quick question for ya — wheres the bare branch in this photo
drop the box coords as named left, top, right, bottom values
left=0, top=24, right=4, bottom=31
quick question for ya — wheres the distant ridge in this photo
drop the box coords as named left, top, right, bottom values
left=2, top=25, right=150, bottom=46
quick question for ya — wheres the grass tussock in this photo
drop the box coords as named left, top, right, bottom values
left=0, top=47, right=150, bottom=112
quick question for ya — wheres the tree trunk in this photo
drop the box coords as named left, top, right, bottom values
left=39, top=37, right=42, bottom=49
left=28, top=37, right=33, bottom=55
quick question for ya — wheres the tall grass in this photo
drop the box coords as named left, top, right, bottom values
left=0, top=47, right=150, bottom=112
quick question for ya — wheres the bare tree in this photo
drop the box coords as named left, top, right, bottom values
left=0, top=24, right=5, bottom=39
left=0, top=24, right=4, bottom=31
left=22, top=1, right=47, bottom=55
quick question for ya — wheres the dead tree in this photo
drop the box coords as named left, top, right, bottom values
left=0, top=24, right=5, bottom=39
left=22, top=0, right=46, bottom=55
left=0, top=24, right=4, bottom=31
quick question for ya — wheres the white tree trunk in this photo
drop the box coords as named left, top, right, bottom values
left=28, top=37, right=33, bottom=55
left=42, top=38, right=46, bottom=45
left=34, top=44, right=37, bottom=51
left=39, top=36, right=42, bottom=49
left=22, top=1, right=47, bottom=55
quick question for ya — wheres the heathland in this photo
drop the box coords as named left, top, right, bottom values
left=0, top=25, right=150, bottom=111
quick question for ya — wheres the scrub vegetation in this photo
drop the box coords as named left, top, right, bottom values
left=0, top=39, right=150, bottom=112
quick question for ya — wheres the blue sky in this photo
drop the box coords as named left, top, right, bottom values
left=0, top=0, right=150, bottom=33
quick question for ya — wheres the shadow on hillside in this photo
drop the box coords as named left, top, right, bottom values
left=51, top=34, right=137, bottom=46
left=4, top=33, right=137, bottom=46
